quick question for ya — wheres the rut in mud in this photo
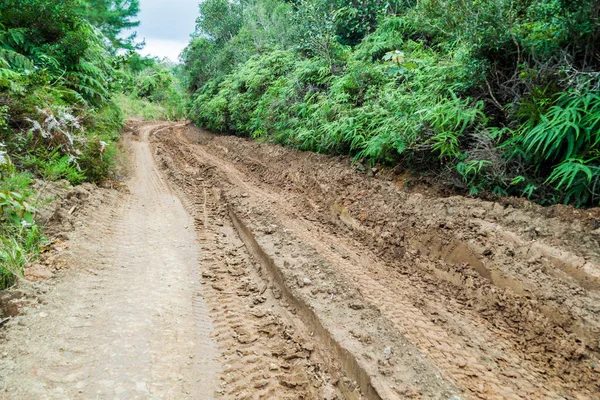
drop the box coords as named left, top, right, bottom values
left=0, top=121, right=598, bottom=400
left=0, top=123, right=342, bottom=399
left=151, top=122, right=599, bottom=400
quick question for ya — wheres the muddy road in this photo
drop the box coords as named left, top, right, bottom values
left=1, top=121, right=599, bottom=399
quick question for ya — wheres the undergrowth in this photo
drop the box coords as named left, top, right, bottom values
left=0, top=162, right=44, bottom=289
left=0, top=1, right=146, bottom=289
left=114, top=55, right=188, bottom=121
left=115, top=94, right=174, bottom=121
left=184, top=0, right=600, bottom=207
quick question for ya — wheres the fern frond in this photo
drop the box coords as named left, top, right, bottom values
left=0, top=48, right=33, bottom=70
left=0, top=67, right=25, bottom=93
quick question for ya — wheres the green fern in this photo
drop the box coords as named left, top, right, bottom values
left=546, top=158, right=599, bottom=205
left=518, top=91, right=600, bottom=162
left=0, top=24, right=34, bottom=70
left=0, top=48, right=33, bottom=70
left=420, top=93, right=484, bottom=159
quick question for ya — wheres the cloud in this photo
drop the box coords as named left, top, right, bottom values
left=124, top=0, right=198, bottom=60
left=138, top=39, right=189, bottom=62
left=136, top=0, right=198, bottom=41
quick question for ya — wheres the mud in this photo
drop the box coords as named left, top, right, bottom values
left=151, top=123, right=600, bottom=399
left=1, top=121, right=598, bottom=399
left=0, top=122, right=344, bottom=399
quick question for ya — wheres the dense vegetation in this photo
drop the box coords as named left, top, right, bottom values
left=1, top=0, right=598, bottom=290
left=115, top=53, right=187, bottom=121
left=182, top=0, right=600, bottom=207
left=0, top=0, right=183, bottom=289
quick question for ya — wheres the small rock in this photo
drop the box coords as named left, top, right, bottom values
left=24, top=264, right=54, bottom=281
left=301, top=277, right=312, bottom=287
left=250, top=310, right=266, bottom=318
left=279, top=374, right=307, bottom=388
left=384, top=346, right=392, bottom=356
left=254, top=380, right=269, bottom=389
left=262, top=225, right=277, bottom=235
left=39, top=312, right=48, bottom=318
left=501, top=369, right=520, bottom=378
left=55, top=232, right=69, bottom=241
left=470, top=207, right=486, bottom=219
left=211, top=284, right=225, bottom=292
left=302, top=342, right=314, bottom=352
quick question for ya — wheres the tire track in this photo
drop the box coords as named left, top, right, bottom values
left=150, top=125, right=342, bottom=399
left=152, top=125, right=461, bottom=399
left=0, top=124, right=224, bottom=399
left=151, top=124, right=589, bottom=399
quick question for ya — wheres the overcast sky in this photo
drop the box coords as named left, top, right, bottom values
left=131, top=0, right=199, bottom=62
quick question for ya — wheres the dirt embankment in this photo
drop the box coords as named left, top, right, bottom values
left=0, top=180, right=118, bottom=319
left=152, top=123, right=599, bottom=400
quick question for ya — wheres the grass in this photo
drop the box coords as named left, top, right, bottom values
left=115, top=93, right=185, bottom=121
left=0, top=226, right=44, bottom=289
left=0, top=169, right=45, bottom=289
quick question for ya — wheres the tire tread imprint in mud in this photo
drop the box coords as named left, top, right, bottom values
left=155, top=135, right=343, bottom=400
left=151, top=123, right=600, bottom=400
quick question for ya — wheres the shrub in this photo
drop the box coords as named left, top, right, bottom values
left=184, top=0, right=600, bottom=206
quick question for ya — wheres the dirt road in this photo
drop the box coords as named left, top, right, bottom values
left=0, top=124, right=339, bottom=399
left=0, top=124, right=223, bottom=398
left=151, top=122, right=600, bottom=399
left=1, top=121, right=599, bottom=399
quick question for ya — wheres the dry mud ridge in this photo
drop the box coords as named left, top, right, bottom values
left=0, top=121, right=599, bottom=400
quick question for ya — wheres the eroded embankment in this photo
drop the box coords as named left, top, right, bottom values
left=152, top=122, right=600, bottom=400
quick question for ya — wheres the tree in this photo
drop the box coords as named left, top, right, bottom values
left=293, top=0, right=338, bottom=67
left=195, top=0, right=243, bottom=44
left=334, top=0, right=387, bottom=46
left=80, top=0, right=141, bottom=50
left=244, top=0, right=298, bottom=51
left=180, top=38, right=218, bottom=93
